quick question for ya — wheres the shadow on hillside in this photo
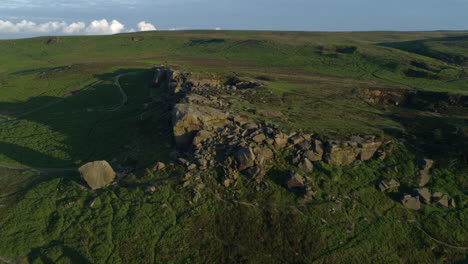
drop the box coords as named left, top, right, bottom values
left=0, top=67, right=170, bottom=170
left=378, top=35, right=468, bottom=66
left=382, top=112, right=468, bottom=165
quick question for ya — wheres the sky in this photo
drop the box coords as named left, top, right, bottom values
left=0, top=0, right=467, bottom=39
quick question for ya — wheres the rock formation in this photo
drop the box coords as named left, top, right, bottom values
left=79, top=161, right=116, bottom=190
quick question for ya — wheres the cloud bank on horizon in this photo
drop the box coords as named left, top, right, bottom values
left=0, top=19, right=157, bottom=35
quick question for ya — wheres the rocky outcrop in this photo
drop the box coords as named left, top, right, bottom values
left=79, top=161, right=116, bottom=190
left=324, top=137, right=382, bottom=166
left=154, top=67, right=389, bottom=198
left=153, top=68, right=189, bottom=94
left=172, top=103, right=229, bottom=149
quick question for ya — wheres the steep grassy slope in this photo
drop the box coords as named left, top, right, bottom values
left=0, top=31, right=467, bottom=263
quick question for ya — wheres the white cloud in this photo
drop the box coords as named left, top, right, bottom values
left=0, top=19, right=158, bottom=35
left=85, top=19, right=125, bottom=35
left=63, top=22, right=86, bottom=34
left=214, top=27, right=221, bottom=30
left=137, top=21, right=156, bottom=31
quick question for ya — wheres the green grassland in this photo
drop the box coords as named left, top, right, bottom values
left=0, top=31, right=467, bottom=263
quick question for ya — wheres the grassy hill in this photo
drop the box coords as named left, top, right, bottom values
left=0, top=31, right=467, bottom=263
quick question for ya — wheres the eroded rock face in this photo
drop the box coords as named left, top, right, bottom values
left=324, top=138, right=382, bottom=166
left=324, top=143, right=359, bottom=166
left=153, top=68, right=188, bottom=94
left=79, top=161, right=116, bottom=190
left=172, top=103, right=229, bottom=149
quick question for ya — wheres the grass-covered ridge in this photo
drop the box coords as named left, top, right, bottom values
left=0, top=30, right=467, bottom=263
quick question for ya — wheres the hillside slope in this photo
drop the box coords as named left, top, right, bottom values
left=0, top=31, right=467, bottom=263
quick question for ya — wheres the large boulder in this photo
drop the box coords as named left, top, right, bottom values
left=414, top=188, right=431, bottom=204
left=324, top=142, right=359, bottom=166
left=401, top=195, right=421, bottom=210
left=358, top=141, right=382, bottom=161
left=235, top=147, right=256, bottom=171
left=79, top=161, right=116, bottom=190
left=172, top=103, right=229, bottom=149
left=273, top=133, right=289, bottom=149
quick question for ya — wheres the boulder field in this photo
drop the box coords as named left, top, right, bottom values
left=152, top=67, right=391, bottom=198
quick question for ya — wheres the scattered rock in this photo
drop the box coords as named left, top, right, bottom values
left=286, top=172, right=306, bottom=191
left=401, top=195, right=421, bottom=210
left=416, top=170, right=430, bottom=187
left=298, top=158, right=314, bottom=173
left=78, top=161, right=116, bottom=190
left=378, top=179, right=400, bottom=192
left=289, top=135, right=305, bottom=145
left=252, top=147, right=274, bottom=165
left=414, top=188, right=431, bottom=204
left=273, top=133, right=289, bottom=149
left=192, top=130, right=213, bottom=149
left=449, top=198, right=456, bottom=208
left=433, top=194, right=449, bottom=208
left=145, top=185, right=157, bottom=192
left=153, top=162, right=166, bottom=171
left=244, top=165, right=267, bottom=181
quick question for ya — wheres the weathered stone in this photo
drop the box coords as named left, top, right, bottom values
left=244, top=165, right=267, bottom=181
left=401, top=195, right=421, bottom=210
left=303, top=189, right=316, bottom=201
left=253, top=147, right=274, bottom=165
left=414, top=188, right=431, bottom=204
left=296, top=140, right=311, bottom=151
left=172, top=103, right=229, bottom=149
left=298, top=158, right=314, bottom=173
left=235, top=147, right=256, bottom=171
left=303, top=141, right=324, bottom=162
left=324, top=143, right=359, bottom=166
left=286, top=172, right=306, bottom=191
left=435, top=194, right=449, bottom=208
left=243, top=123, right=258, bottom=130
left=152, top=162, right=166, bottom=171
left=378, top=179, right=400, bottom=192
left=419, top=159, right=434, bottom=171
left=197, top=158, right=208, bottom=168
left=416, top=170, right=430, bottom=187
left=289, top=135, right=305, bottom=145
left=273, top=133, right=289, bottom=149
left=145, top=185, right=157, bottom=192
left=79, top=161, right=116, bottom=190
left=449, top=198, right=456, bottom=208
left=358, top=141, right=382, bottom=161
left=192, top=130, right=213, bottom=148
left=252, top=133, right=266, bottom=143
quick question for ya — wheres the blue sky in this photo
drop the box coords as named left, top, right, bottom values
left=0, top=0, right=467, bottom=38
